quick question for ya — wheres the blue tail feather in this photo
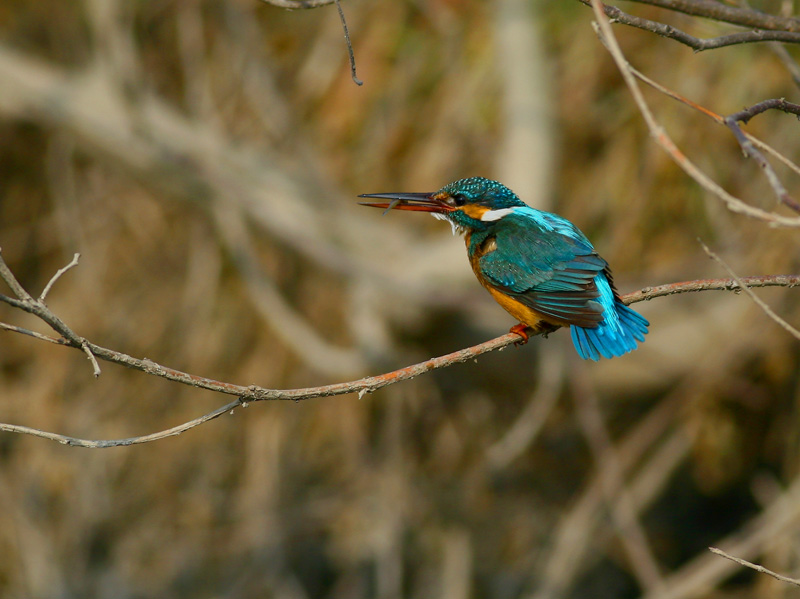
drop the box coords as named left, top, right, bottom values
left=570, top=275, right=649, bottom=361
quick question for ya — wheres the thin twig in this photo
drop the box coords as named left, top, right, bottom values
left=0, top=322, right=69, bottom=345
left=39, top=252, right=80, bottom=302
left=258, top=0, right=361, bottom=85
left=709, top=547, right=800, bottom=587
left=728, top=98, right=800, bottom=124
left=612, top=0, right=800, bottom=32
left=334, top=0, right=362, bottom=86
left=701, top=242, right=800, bottom=340
left=0, top=399, right=243, bottom=448
left=258, top=0, right=335, bottom=8
left=79, top=340, right=102, bottom=377
left=724, top=108, right=800, bottom=213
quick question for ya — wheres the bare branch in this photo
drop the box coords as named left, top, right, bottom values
left=2, top=243, right=799, bottom=447
left=624, top=275, right=800, bottom=304
left=588, top=0, right=800, bottom=227
left=0, top=322, right=69, bottom=345
left=724, top=101, right=800, bottom=213
left=3, top=248, right=799, bottom=405
left=1, top=243, right=799, bottom=447
left=580, top=1, right=800, bottom=51
left=0, top=399, right=243, bottom=448
left=701, top=242, right=800, bottom=341
left=2, top=246, right=798, bottom=399
left=629, top=0, right=800, bottom=32
left=0, top=247, right=33, bottom=301
left=709, top=547, right=800, bottom=587
left=257, top=0, right=335, bottom=9
left=728, top=98, right=800, bottom=124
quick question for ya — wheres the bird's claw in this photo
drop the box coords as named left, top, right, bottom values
left=509, top=324, right=529, bottom=346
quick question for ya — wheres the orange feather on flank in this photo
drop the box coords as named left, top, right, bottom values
left=465, top=232, right=556, bottom=333
left=485, top=286, right=549, bottom=329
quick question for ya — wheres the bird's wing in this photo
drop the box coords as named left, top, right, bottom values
left=478, top=212, right=608, bottom=327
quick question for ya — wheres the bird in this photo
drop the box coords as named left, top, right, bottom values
left=359, top=177, right=649, bottom=361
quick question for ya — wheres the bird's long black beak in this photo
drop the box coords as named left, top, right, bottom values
left=358, top=192, right=452, bottom=215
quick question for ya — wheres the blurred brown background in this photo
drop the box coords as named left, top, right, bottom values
left=1, top=0, right=799, bottom=597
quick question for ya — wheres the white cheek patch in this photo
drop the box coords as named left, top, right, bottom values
left=481, top=208, right=515, bottom=222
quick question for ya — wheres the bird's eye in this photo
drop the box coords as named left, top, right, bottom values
left=452, top=194, right=467, bottom=207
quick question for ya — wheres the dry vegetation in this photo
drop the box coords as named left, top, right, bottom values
left=0, top=0, right=799, bottom=597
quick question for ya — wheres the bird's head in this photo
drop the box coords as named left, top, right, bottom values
left=359, top=177, right=526, bottom=234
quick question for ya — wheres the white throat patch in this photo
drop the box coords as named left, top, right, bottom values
left=432, top=212, right=466, bottom=236
left=480, top=208, right=515, bottom=222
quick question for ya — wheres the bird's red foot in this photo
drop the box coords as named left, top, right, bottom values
left=509, top=323, right=530, bottom=345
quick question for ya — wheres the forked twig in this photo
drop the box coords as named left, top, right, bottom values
left=724, top=100, right=800, bottom=213
left=0, top=249, right=100, bottom=376
left=701, top=242, right=800, bottom=340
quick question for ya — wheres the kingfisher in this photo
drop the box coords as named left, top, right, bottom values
left=359, top=177, right=649, bottom=361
